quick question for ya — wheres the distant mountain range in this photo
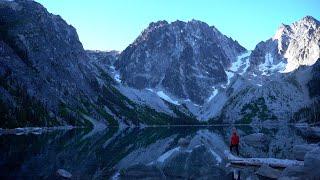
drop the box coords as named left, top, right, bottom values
left=0, top=0, right=319, bottom=128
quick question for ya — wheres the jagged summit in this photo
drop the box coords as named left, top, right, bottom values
left=116, top=19, right=246, bottom=104
left=300, top=15, right=320, bottom=24
left=251, top=16, right=320, bottom=73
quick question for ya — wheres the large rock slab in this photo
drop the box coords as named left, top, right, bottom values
left=255, top=165, right=281, bottom=179
left=280, top=165, right=306, bottom=179
left=293, top=144, right=318, bottom=161
left=304, top=147, right=320, bottom=178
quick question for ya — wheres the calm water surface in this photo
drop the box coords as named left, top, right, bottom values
left=0, top=125, right=314, bottom=179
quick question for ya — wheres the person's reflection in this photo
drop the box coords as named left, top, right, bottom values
left=233, top=169, right=241, bottom=180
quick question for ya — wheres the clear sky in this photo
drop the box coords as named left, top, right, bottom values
left=36, top=0, right=320, bottom=51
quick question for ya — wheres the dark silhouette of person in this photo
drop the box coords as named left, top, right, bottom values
left=230, top=128, right=240, bottom=156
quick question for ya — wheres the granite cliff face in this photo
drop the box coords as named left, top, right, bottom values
left=0, top=0, right=197, bottom=128
left=249, top=16, right=320, bottom=74
left=115, top=20, right=246, bottom=104
left=0, top=0, right=96, bottom=127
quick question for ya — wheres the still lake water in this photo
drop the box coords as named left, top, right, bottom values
left=0, top=125, right=315, bottom=179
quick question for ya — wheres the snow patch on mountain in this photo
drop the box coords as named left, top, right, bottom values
left=114, top=74, right=121, bottom=83
left=259, top=53, right=286, bottom=75
left=207, top=88, right=218, bottom=102
left=116, top=86, right=176, bottom=115
left=225, top=71, right=234, bottom=86
left=156, top=91, right=180, bottom=105
left=230, top=51, right=252, bottom=75
left=109, top=65, right=122, bottom=83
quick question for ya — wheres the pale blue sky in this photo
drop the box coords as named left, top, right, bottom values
left=36, top=0, right=320, bottom=51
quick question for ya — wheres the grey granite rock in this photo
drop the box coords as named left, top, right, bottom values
left=255, top=165, right=281, bottom=179
left=293, top=144, right=318, bottom=161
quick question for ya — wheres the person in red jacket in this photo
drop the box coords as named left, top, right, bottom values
left=230, top=128, right=240, bottom=156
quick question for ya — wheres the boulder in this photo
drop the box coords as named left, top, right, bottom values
left=120, top=164, right=164, bottom=179
left=280, top=165, right=306, bottom=179
left=293, top=144, right=318, bottom=160
left=243, top=133, right=269, bottom=147
left=56, top=169, right=72, bottom=179
left=255, top=165, right=281, bottom=179
left=304, top=147, right=320, bottom=178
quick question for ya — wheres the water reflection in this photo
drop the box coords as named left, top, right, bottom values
left=0, top=125, right=314, bottom=179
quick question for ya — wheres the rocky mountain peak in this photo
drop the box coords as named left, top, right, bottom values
left=273, top=23, right=290, bottom=40
left=116, top=19, right=246, bottom=104
left=250, top=16, right=320, bottom=74
left=299, top=15, right=319, bottom=26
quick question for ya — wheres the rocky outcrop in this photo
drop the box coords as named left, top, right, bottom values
left=0, top=0, right=98, bottom=127
left=280, top=147, right=320, bottom=179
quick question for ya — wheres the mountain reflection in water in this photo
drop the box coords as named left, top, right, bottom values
left=0, top=125, right=312, bottom=179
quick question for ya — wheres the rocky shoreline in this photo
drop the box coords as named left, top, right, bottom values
left=117, top=133, right=320, bottom=179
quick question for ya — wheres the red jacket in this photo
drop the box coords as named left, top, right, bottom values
left=231, top=133, right=239, bottom=145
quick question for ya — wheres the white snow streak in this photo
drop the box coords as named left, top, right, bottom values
left=207, top=88, right=218, bottom=102
left=114, top=74, right=121, bottom=83
left=259, top=53, right=286, bottom=75
left=230, top=51, right=252, bottom=75
left=156, top=91, right=180, bottom=105
left=225, top=71, right=234, bottom=85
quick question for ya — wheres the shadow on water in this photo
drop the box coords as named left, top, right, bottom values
left=0, top=125, right=316, bottom=179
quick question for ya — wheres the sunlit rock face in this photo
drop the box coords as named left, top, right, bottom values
left=212, top=16, right=320, bottom=124
left=115, top=20, right=246, bottom=104
left=249, top=16, right=320, bottom=74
